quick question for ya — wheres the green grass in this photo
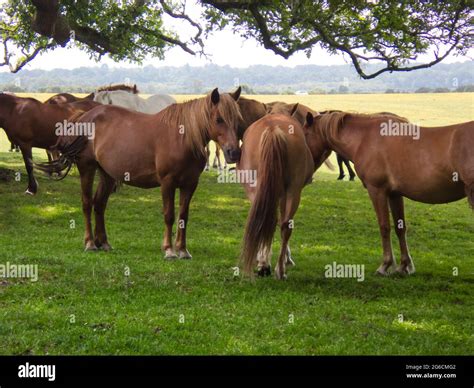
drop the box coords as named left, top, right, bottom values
left=0, top=93, right=473, bottom=355
left=0, top=151, right=473, bottom=355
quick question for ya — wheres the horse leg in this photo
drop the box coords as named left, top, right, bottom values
left=345, top=159, right=356, bottom=181
left=204, top=145, right=210, bottom=171
left=174, top=180, right=199, bottom=259
left=77, top=159, right=97, bottom=251
left=466, top=182, right=474, bottom=209
left=336, top=154, right=345, bottom=180
left=93, top=169, right=116, bottom=251
left=216, top=146, right=223, bottom=171
left=19, top=145, right=38, bottom=195
left=279, top=194, right=295, bottom=267
left=256, top=244, right=272, bottom=277
left=9, top=142, right=14, bottom=152
left=367, top=186, right=396, bottom=275
left=389, top=195, right=415, bottom=274
left=275, top=193, right=301, bottom=280
left=161, top=179, right=177, bottom=259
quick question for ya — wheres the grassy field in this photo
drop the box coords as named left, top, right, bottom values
left=0, top=93, right=472, bottom=355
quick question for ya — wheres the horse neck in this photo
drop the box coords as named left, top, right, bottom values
left=324, top=116, right=365, bottom=161
left=0, top=94, right=16, bottom=127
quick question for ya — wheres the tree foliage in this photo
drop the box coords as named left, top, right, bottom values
left=202, top=0, right=473, bottom=79
left=0, top=0, right=472, bottom=78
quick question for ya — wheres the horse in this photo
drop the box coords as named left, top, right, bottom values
left=204, top=88, right=267, bottom=171
left=36, top=88, right=242, bottom=258
left=303, top=111, right=474, bottom=275
left=45, top=84, right=139, bottom=104
left=239, top=112, right=317, bottom=279
left=0, top=93, right=100, bottom=194
left=93, top=90, right=176, bottom=114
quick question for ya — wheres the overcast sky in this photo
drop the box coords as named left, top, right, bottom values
left=3, top=1, right=472, bottom=71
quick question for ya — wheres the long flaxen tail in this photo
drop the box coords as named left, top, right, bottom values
left=241, top=126, right=288, bottom=275
left=35, top=110, right=90, bottom=180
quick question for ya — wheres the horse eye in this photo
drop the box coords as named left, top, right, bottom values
left=216, top=117, right=224, bottom=124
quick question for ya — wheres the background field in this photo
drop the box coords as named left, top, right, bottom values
left=0, top=93, right=472, bottom=355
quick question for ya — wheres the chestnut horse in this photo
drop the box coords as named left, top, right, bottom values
left=205, top=87, right=267, bottom=170
left=0, top=93, right=99, bottom=194
left=303, top=111, right=474, bottom=275
left=239, top=113, right=317, bottom=279
left=37, top=89, right=242, bottom=258
left=45, top=84, right=139, bottom=104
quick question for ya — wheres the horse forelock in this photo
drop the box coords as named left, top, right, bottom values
left=216, top=93, right=242, bottom=133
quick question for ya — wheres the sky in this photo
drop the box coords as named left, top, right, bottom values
left=2, top=1, right=472, bottom=71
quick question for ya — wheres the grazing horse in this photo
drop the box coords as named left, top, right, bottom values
left=239, top=113, right=316, bottom=279
left=0, top=93, right=100, bottom=194
left=93, top=90, right=176, bottom=114
left=37, top=89, right=242, bottom=258
left=45, top=84, right=139, bottom=104
left=303, top=111, right=474, bottom=275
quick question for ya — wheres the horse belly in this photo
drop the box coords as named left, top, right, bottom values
left=401, top=179, right=466, bottom=204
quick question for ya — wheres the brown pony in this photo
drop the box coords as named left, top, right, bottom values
left=0, top=93, right=99, bottom=194
left=239, top=112, right=317, bottom=279
left=45, top=84, right=139, bottom=104
left=38, top=88, right=242, bottom=257
left=303, top=111, right=474, bottom=275
left=204, top=87, right=267, bottom=171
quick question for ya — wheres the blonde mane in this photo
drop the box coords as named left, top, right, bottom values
left=159, top=93, right=242, bottom=157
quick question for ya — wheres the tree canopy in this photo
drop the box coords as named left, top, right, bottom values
left=1, top=0, right=472, bottom=78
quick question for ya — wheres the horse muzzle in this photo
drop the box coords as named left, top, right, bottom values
left=223, top=146, right=241, bottom=164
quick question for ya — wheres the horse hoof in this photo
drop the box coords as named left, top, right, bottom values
left=24, top=189, right=36, bottom=196
left=349, top=176, right=355, bottom=181
left=286, top=257, right=296, bottom=267
left=275, top=272, right=287, bottom=280
left=164, top=249, right=178, bottom=260
left=84, top=242, right=98, bottom=252
left=375, top=266, right=390, bottom=276
left=178, top=249, right=192, bottom=259
left=395, top=265, right=415, bottom=275
left=100, top=243, right=113, bottom=252
left=257, top=266, right=271, bottom=277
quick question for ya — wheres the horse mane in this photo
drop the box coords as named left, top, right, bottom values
left=316, top=111, right=410, bottom=148
left=159, top=93, right=242, bottom=158
left=96, top=84, right=139, bottom=93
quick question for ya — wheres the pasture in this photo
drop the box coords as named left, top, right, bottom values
left=0, top=93, right=472, bottom=355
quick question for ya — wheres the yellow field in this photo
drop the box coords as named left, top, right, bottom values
left=3, top=93, right=473, bottom=170
left=15, top=92, right=474, bottom=126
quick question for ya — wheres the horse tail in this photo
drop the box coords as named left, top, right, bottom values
left=241, top=127, right=288, bottom=276
left=324, top=153, right=335, bottom=170
left=34, top=110, right=89, bottom=180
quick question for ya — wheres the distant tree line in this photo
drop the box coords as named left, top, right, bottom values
left=1, top=61, right=472, bottom=95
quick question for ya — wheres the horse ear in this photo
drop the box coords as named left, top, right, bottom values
left=211, top=88, right=220, bottom=105
left=306, top=112, right=314, bottom=126
left=230, top=86, right=241, bottom=101
left=290, top=103, right=299, bottom=117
